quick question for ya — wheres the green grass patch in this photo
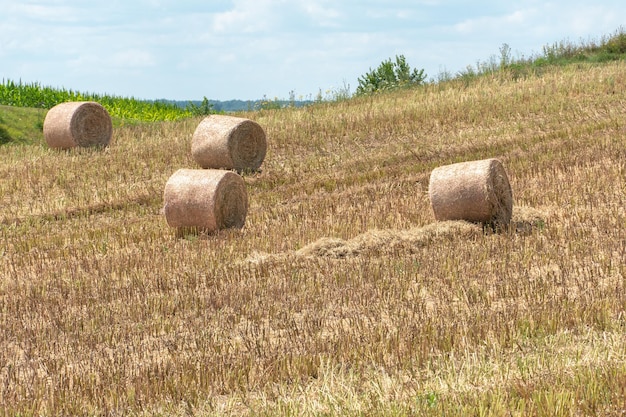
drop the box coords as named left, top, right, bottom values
left=453, top=28, right=626, bottom=82
left=0, top=105, right=46, bottom=145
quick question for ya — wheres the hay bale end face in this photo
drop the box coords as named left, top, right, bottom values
left=43, top=101, right=112, bottom=149
left=428, top=158, right=513, bottom=225
left=191, top=114, right=267, bottom=172
left=163, top=168, right=248, bottom=234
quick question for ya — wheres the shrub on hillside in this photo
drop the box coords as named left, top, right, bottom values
left=356, top=55, right=426, bottom=96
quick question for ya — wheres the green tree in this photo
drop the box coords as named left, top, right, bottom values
left=356, top=54, right=426, bottom=95
left=188, top=96, right=214, bottom=116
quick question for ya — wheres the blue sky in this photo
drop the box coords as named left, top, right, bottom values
left=1, top=0, right=625, bottom=101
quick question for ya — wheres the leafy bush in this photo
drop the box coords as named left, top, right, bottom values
left=187, top=96, right=214, bottom=116
left=356, top=55, right=426, bottom=96
left=604, top=31, right=626, bottom=53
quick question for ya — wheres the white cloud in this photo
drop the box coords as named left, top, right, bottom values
left=453, top=2, right=624, bottom=42
left=211, top=0, right=286, bottom=33
left=7, top=2, right=80, bottom=23
left=453, top=8, right=540, bottom=35
left=2, top=0, right=626, bottom=100
left=217, top=53, right=238, bottom=64
left=112, top=50, right=156, bottom=68
left=298, top=0, right=341, bottom=27
left=563, top=5, right=624, bottom=36
left=66, top=50, right=154, bottom=75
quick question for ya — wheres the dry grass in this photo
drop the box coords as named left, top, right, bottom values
left=1, top=62, right=625, bottom=416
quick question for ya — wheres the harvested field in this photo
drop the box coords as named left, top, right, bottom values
left=0, top=62, right=625, bottom=416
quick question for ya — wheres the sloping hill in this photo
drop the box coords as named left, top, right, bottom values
left=1, top=55, right=625, bottom=416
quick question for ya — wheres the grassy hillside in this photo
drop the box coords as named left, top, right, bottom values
left=1, top=59, right=626, bottom=415
left=0, top=105, right=46, bottom=145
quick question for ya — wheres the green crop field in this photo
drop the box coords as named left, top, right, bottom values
left=0, top=79, right=213, bottom=125
left=1, top=32, right=625, bottom=416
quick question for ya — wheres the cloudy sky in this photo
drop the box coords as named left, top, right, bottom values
left=1, top=0, right=624, bottom=101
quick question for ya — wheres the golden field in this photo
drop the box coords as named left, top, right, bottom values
left=0, top=62, right=625, bottom=415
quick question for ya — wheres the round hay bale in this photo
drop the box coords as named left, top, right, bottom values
left=428, top=158, right=513, bottom=225
left=43, top=101, right=112, bottom=149
left=163, top=168, right=248, bottom=234
left=191, top=115, right=267, bottom=172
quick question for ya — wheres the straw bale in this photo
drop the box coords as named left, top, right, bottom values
left=43, top=101, right=112, bottom=149
left=428, top=158, right=513, bottom=225
left=163, top=168, right=248, bottom=234
left=191, top=115, right=267, bottom=171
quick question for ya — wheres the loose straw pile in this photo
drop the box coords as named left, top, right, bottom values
left=191, top=114, right=267, bottom=172
left=163, top=168, right=248, bottom=234
left=43, top=101, right=112, bottom=149
left=428, top=158, right=513, bottom=225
